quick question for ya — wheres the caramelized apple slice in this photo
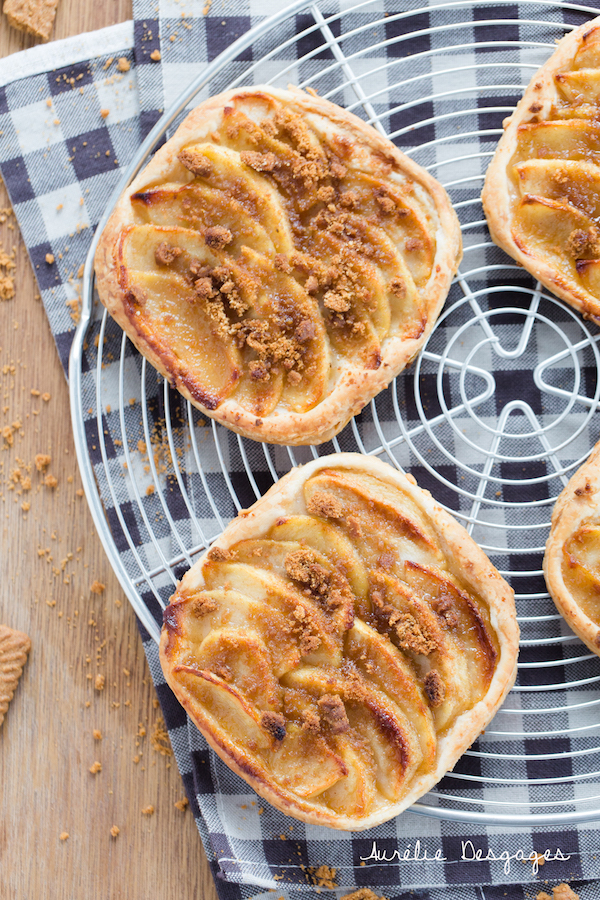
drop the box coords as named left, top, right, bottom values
left=131, top=183, right=276, bottom=257
left=229, top=538, right=354, bottom=632
left=120, top=267, right=241, bottom=408
left=319, top=736, right=376, bottom=817
left=341, top=171, right=435, bottom=285
left=514, top=159, right=600, bottom=220
left=218, top=105, right=328, bottom=215
left=402, top=561, right=498, bottom=696
left=345, top=619, right=436, bottom=768
left=202, top=561, right=342, bottom=666
left=285, top=665, right=422, bottom=802
left=515, top=120, right=600, bottom=161
left=173, top=665, right=274, bottom=750
left=238, top=247, right=331, bottom=414
left=177, top=142, right=295, bottom=254
left=268, top=514, right=370, bottom=607
left=551, top=102, right=600, bottom=120
left=555, top=69, right=600, bottom=105
left=513, top=195, right=599, bottom=272
left=303, top=468, right=443, bottom=571
left=267, top=724, right=347, bottom=798
left=372, top=572, right=470, bottom=731
left=576, top=258, right=600, bottom=294
left=166, top=587, right=301, bottom=677
left=193, top=629, right=281, bottom=708
left=573, top=25, right=600, bottom=68
left=562, top=528, right=600, bottom=625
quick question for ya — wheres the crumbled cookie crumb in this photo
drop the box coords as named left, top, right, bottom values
left=90, top=581, right=105, bottom=595
left=4, top=0, right=60, bottom=40
left=59, top=832, right=69, bottom=841
left=117, top=57, right=130, bottom=72
left=150, top=716, right=172, bottom=756
left=142, top=805, right=155, bottom=816
left=393, top=612, right=437, bottom=655
left=93, top=729, right=102, bottom=740
left=110, top=825, right=120, bottom=838
left=567, top=225, right=600, bottom=258
left=95, top=674, right=105, bottom=691
left=154, top=242, right=182, bottom=266
left=45, top=253, right=54, bottom=264
left=423, top=669, right=445, bottom=707
left=89, top=761, right=102, bottom=774
left=260, top=711, right=286, bottom=741
left=189, top=594, right=218, bottom=617
left=310, top=865, right=337, bottom=889
left=551, top=886, right=580, bottom=900
left=174, top=797, right=189, bottom=812
left=205, top=226, right=233, bottom=250
left=44, top=474, right=58, bottom=489
left=317, top=694, right=349, bottom=734
left=35, top=453, right=51, bottom=471
left=306, top=490, right=343, bottom=519
left=150, top=49, right=161, bottom=61
left=178, top=149, right=213, bottom=177
left=100, top=109, right=109, bottom=119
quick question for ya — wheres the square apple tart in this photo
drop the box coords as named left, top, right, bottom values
left=544, top=441, right=600, bottom=655
left=483, top=17, right=600, bottom=323
left=94, top=86, right=462, bottom=445
left=160, top=454, right=519, bottom=829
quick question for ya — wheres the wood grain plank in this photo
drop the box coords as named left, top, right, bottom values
left=0, top=3, right=219, bottom=898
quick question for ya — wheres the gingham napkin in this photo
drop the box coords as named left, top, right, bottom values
left=2, top=3, right=600, bottom=899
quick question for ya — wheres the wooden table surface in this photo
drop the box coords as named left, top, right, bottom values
left=0, top=3, right=220, bottom=898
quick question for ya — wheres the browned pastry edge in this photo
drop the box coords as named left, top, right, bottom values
left=159, top=452, right=519, bottom=829
left=544, top=440, right=600, bottom=655
left=482, top=16, right=600, bottom=323
left=95, top=85, right=462, bottom=445
left=0, top=624, right=31, bottom=729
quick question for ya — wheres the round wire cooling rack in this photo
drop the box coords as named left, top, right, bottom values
left=70, top=0, right=600, bottom=827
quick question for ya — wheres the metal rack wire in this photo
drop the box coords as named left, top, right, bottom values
left=70, top=0, right=600, bottom=825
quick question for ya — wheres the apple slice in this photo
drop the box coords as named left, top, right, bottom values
left=173, top=665, right=274, bottom=750
left=119, top=265, right=241, bottom=408
left=165, top=587, right=301, bottom=677
left=555, top=69, right=600, bottom=105
left=516, top=120, right=600, bottom=161
left=176, top=142, right=295, bottom=254
left=303, top=468, right=443, bottom=572
left=131, top=182, right=276, bottom=257
left=514, top=159, right=600, bottom=220
left=229, top=538, right=354, bottom=632
left=284, top=665, right=422, bottom=802
left=345, top=619, right=436, bottom=768
left=202, top=561, right=342, bottom=666
left=267, top=724, right=347, bottom=798
left=402, top=560, right=498, bottom=698
left=268, top=514, right=370, bottom=608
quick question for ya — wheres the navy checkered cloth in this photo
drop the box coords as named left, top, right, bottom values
left=2, top=3, right=600, bottom=898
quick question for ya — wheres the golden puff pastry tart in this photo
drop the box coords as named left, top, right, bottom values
left=95, top=86, right=462, bottom=445
left=544, top=441, right=600, bottom=654
left=483, top=17, right=600, bottom=323
left=160, top=453, right=518, bottom=829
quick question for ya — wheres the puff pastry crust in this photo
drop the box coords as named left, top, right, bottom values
left=160, top=453, right=518, bottom=829
left=544, top=441, right=600, bottom=654
left=482, top=17, right=600, bottom=323
left=95, top=86, right=462, bottom=445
